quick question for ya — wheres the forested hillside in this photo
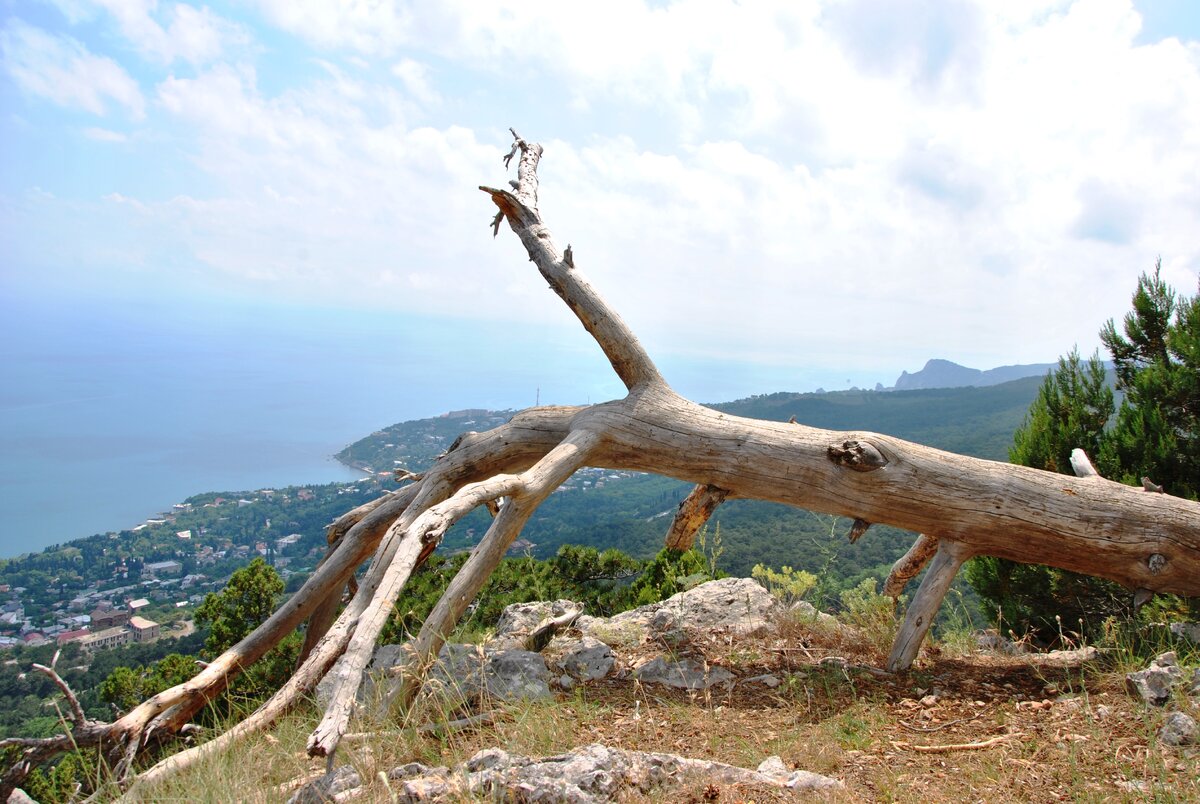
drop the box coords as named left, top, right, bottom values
left=342, top=377, right=1044, bottom=584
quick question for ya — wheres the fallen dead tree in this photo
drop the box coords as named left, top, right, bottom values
left=5, top=131, right=1200, bottom=798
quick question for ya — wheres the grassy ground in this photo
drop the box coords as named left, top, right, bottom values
left=127, top=612, right=1200, bottom=803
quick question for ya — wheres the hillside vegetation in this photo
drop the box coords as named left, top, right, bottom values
left=339, top=378, right=1043, bottom=591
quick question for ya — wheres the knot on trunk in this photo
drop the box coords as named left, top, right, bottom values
left=827, top=439, right=888, bottom=472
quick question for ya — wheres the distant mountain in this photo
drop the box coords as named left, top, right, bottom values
left=893, top=359, right=1055, bottom=391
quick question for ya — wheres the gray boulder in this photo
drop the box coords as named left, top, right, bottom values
left=487, top=649, right=554, bottom=700
left=1126, top=652, right=1184, bottom=706
left=633, top=656, right=734, bottom=690
left=315, top=643, right=407, bottom=708
left=556, top=637, right=616, bottom=682
left=1169, top=621, right=1200, bottom=645
left=492, top=599, right=583, bottom=650
left=1159, top=711, right=1198, bottom=746
left=575, top=578, right=781, bottom=648
left=424, top=643, right=551, bottom=708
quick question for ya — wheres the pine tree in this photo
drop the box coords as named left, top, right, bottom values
left=966, top=349, right=1123, bottom=639
left=1101, top=262, right=1200, bottom=494
left=968, top=262, right=1200, bottom=639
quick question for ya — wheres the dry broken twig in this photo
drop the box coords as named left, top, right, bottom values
left=890, top=733, right=1024, bottom=753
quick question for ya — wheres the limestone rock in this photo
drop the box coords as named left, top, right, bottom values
left=386, top=742, right=841, bottom=802
left=424, top=643, right=551, bottom=708
left=287, top=765, right=361, bottom=804
left=1159, top=711, right=1198, bottom=746
left=575, top=578, right=780, bottom=648
left=556, top=637, right=615, bottom=682
left=1169, top=621, right=1200, bottom=645
left=756, top=755, right=788, bottom=776
left=316, top=643, right=407, bottom=708
left=487, top=649, right=553, bottom=700
left=492, top=599, right=582, bottom=650
left=974, top=629, right=1027, bottom=655
left=1126, top=652, right=1184, bottom=706
left=743, top=673, right=781, bottom=688
left=633, top=656, right=734, bottom=690
left=1037, top=646, right=1100, bottom=666
left=790, top=600, right=841, bottom=628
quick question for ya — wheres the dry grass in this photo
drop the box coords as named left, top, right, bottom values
left=128, top=616, right=1200, bottom=803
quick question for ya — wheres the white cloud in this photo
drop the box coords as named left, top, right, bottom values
left=82, top=126, right=128, bottom=142
left=48, top=0, right=247, bottom=65
left=9, top=0, right=1200, bottom=383
left=0, top=18, right=145, bottom=119
left=391, top=58, right=439, bottom=106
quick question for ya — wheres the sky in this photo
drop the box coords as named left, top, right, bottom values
left=2, top=0, right=1200, bottom=405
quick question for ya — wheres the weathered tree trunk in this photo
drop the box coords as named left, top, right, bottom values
left=9, top=130, right=1200, bottom=799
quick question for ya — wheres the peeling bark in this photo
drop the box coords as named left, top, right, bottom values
left=883, top=534, right=940, bottom=599
left=663, top=484, right=730, bottom=551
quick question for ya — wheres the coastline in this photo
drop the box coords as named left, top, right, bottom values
left=0, top=447, right=369, bottom=560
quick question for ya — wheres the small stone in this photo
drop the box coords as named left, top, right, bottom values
left=387, top=762, right=440, bottom=780
left=1094, top=704, right=1112, bottom=720
left=1159, top=711, right=1198, bottom=746
left=786, top=770, right=843, bottom=791
left=557, top=674, right=576, bottom=691
left=736, top=673, right=780, bottom=688
left=1126, top=654, right=1184, bottom=706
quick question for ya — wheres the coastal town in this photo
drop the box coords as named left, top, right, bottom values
left=0, top=410, right=542, bottom=661
left=0, top=477, right=387, bottom=657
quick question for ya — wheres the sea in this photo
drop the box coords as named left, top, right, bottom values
left=0, top=289, right=876, bottom=559
left=0, top=292, right=625, bottom=558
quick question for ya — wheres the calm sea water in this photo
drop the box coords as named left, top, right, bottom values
left=0, top=289, right=867, bottom=558
left=0, top=294, right=616, bottom=557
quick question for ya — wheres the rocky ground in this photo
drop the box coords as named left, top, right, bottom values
left=186, top=578, right=1198, bottom=803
